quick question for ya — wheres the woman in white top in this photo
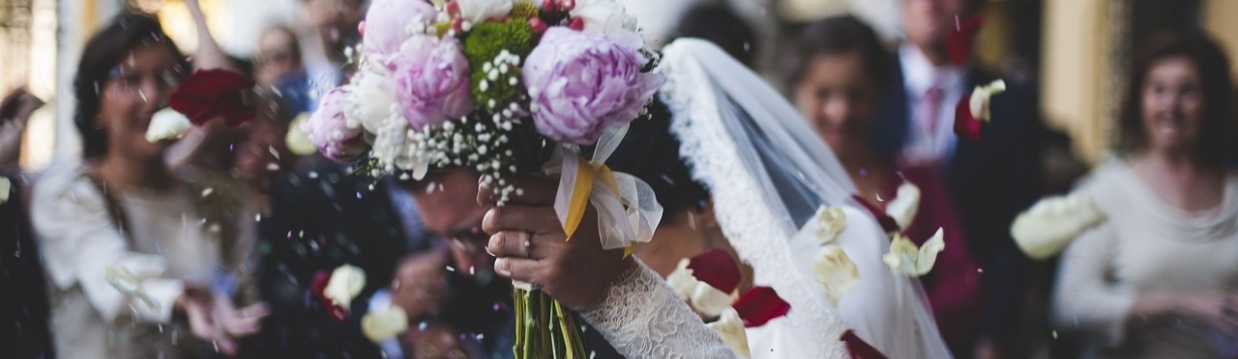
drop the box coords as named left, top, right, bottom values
left=31, top=12, right=263, bottom=359
left=1054, top=29, right=1238, bottom=358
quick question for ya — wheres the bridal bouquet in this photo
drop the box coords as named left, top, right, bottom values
left=305, top=0, right=664, bottom=357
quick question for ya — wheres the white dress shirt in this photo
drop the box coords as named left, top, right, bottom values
left=898, top=45, right=967, bottom=165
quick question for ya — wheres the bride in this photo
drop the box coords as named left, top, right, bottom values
left=482, top=39, right=952, bottom=358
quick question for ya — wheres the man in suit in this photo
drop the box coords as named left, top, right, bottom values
left=872, top=0, right=1044, bottom=358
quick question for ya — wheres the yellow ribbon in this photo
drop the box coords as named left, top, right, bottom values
left=562, top=157, right=640, bottom=257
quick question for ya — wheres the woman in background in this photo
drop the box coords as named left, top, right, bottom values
left=1054, top=30, right=1238, bottom=358
left=31, top=12, right=264, bottom=358
left=786, top=16, right=982, bottom=356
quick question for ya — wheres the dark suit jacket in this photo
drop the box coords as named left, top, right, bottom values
left=873, top=55, right=1044, bottom=349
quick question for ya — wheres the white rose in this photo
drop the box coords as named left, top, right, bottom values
left=1011, top=192, right=1105, bottom=260
left=324, top=264, right=367, bottom=308
left=570, top=0, right=638, bottom=34
left=706, top=308, right=751, bottom=358
left=885, top=182, right=921, bottom=230
left=347, top=66, right=400, bottom=134
left=361, top=305, right=409, bottom=342
left=457, top=0, right=513, bottom=26
left=813, top=245, right=860, bottom=306
left=883, top=228, right=945, bottom=277
left=145, top=108, right=192, bottom=143
left=969, top=79, right=1007, bottom=122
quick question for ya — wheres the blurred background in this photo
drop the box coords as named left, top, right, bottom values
left=2, top=0, right=1236, bottom=175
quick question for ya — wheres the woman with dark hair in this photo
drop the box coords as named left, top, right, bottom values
left=1053, top=29, right=1238, bottom=358
left=787, top=16, right=981, bottom=355
left=31, top=12, right=264, bottom=358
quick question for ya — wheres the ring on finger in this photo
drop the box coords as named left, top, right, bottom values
left=523, top=237, right=532, bottom=258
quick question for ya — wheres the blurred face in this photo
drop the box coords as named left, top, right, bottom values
left=410, top=170, right=493, bottom=277
left=97, top=44, right=182, bottom=161
left=257, top=29, right=300, bottom=85
left=236, top=118, right=291, bottom=189
left=794, top=52, right=880, bottom=161
left=1140, top=56, right=1205, bottom=155
left=902, top=0, right=971, bottom=50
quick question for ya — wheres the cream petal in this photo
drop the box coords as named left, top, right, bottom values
left=665, top=258, right=699, bottom=301
left=883, top=228, right=945, bottom=277
left=691, top=281, right=737, bottom=319
left=706, top=308, right=751, bottom=358
left=0, top=177, right=9, bottom=204
left=362, top=305, right=409, bottom=342
left=813, top=206, right=847, bottom=245
left=1012, top=192, right=1105, bottom=260
left=813, top=245, right=860, bottom=306
left=324, top=265, right=367, bottom=308
left=885, top=182, right=921, bottom=230
left=969, top=80, right=1006, bottom=122
left=145, top=108, right=191, bottom=143
left=286, top=113, right=318, bottom=156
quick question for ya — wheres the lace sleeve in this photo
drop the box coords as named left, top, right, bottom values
left=580, top=260, right=740, bottom=359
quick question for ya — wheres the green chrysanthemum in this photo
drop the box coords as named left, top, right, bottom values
left=463, top=20, right=537, bottom=110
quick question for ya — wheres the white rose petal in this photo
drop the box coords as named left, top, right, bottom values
left=665, top=258, right=699, bottom=301
left=286, top=113, right=318, bottom=156
left=0, top=177, right=10, bottom=204
left=883, top=228, right=945, bottom=277
left=145, top=108, right=192, bottom=143
left=885, top=182, right=921, bottom=230
left=361, top=305, right=409, bottom=342
left=1012, top=192, right=1105, bottom=260
left=324, top=264, right=367, bottom=308
left=813, top=245, right=860, bottom=306
left=457, top=0, right=513, bottom=24
left=690, top=281, right=737, bottom=319
left=706, top=308, right=751, bottom=358
left=969, top=79, right=1007, bottom=122
left=813, top=206, right=847, bottom=244
left=570, top=0, right=639, bottom=34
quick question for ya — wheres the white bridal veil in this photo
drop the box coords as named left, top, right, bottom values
left=656, top=39, right=953, bottom=359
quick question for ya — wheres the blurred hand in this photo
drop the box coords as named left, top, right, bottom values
left=479, top=175, right=633, bottom=311
left=398, top=322, right=470, bottom=359
left=176, top=289, right=269, bottom=357
left=391, top=248, right=450, bottom=322
left=1178, top=291, right=1238, bottom=336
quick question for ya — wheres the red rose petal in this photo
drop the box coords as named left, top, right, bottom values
left=167, top=69, right=254, bottom=126
left=850, top=194, right=900, bottom=234
left=841, top=330, right=887, bottom=359
left=568, top=17, right=584, bottom=31
left=529, top=18, right=549, bottom=33
left=953, top=94, right=982, bottom=143
left=686, top=248, right=741, bottom=293
left=945, top=16, right=984, bottom=66
left=732, top=286, right=790, bottom=327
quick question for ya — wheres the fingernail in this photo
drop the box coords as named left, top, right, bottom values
left=494, top=259, right=511, bottom=277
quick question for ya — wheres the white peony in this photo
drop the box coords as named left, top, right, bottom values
left=324, top=264, right=367, bottom=308
left=707, top=308, right=751, bottom=358
left=347, top=65, right=401, bottom=134
left=570, top=0, right=638, bottom=34
left=885, top=182, right=921, bottom=230
left=1011, top=192, right=1105, bottom=260
left=883, top=228, right=945, bottom=277
left=813, top=245, right=860, bottom=306
left=969, top=79, right=1007, bottom=122
left=361, top=305, right=409, bottom=342
left=145, top=108, right=192, bottom=143
left=457, top=0, right=514, bottom=26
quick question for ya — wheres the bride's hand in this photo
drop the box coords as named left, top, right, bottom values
left=478, top=175, right=633, bottom=311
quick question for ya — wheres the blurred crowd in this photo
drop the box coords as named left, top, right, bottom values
left=2, top=0, right=1236, bottom=358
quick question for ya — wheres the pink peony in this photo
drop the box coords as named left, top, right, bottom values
left=305, top=87, right=371, bottom=162
left=522, top=27, right=662, bottom=144
left=363, top=0, right=437, bottom=71
left=393, top=36, right=474, bottom=130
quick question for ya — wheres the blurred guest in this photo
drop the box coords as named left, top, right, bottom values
left=301, top=0, right=364, bottom=92
left=787, top=16, right=982, bottom=355
left=0, top=171, right=52, bottom=359
left=674, top=3, right=757, bottom=68
left=30, top=12, right=266, bottom=358
left=872, top=0, right=1043, bottom=356
left=1054, top=29, right=1238, bottom=359
left=392, top=169, right=624, bottom=359
left=256, top=25, right=315, bottom=115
